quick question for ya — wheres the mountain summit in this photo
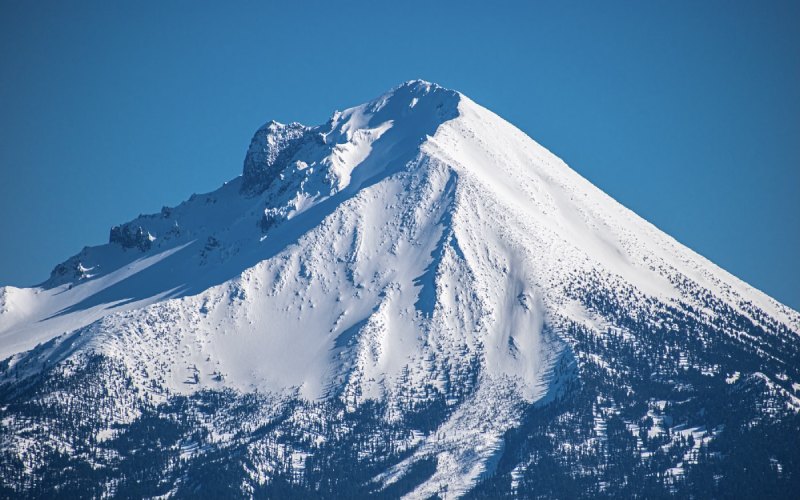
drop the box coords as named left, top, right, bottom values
left=242, top=80, right=460, bottom=194
left=2, top=81, right=799, bottom=498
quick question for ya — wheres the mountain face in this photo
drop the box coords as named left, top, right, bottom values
left=1, top=80, right=799, bottom=498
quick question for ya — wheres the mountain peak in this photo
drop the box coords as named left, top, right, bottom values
left=375, top=79, right=460, bottom=113
left=241, top=81, right=462, bottom=194
left=389, top=78, right=451, bottom=96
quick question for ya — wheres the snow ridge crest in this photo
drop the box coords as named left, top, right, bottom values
left=240, top=79, right=461, bottom=194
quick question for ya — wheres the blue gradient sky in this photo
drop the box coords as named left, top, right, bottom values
left=1, top=1, right=798, bottom=310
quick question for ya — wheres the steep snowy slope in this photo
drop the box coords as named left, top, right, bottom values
left=2, top=81, right=799, bottom=498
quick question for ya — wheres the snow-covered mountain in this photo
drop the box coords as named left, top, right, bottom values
left=1, top=80, right=798, bottom=498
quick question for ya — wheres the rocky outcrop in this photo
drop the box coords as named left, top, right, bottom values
left=241, top=121, right=310, bottom=194
left=109, top=223, right=154, bottom=251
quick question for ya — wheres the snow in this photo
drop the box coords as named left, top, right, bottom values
left=2, top=79, right=799, bottom=496
left=726, top=371, right=741, bottom=384
left=0, top=242, right=192, bottom=360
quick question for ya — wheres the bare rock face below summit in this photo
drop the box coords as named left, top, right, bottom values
left=1, top=81, right=799, bottom=498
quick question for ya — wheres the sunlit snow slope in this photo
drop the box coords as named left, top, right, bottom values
left=2, top=81, right=798, bottom=498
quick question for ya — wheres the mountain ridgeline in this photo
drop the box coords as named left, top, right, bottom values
left=1, top=81, right=798, bottom=498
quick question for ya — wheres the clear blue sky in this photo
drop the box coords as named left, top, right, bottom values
left=1, top=1, right=798, bottom=310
